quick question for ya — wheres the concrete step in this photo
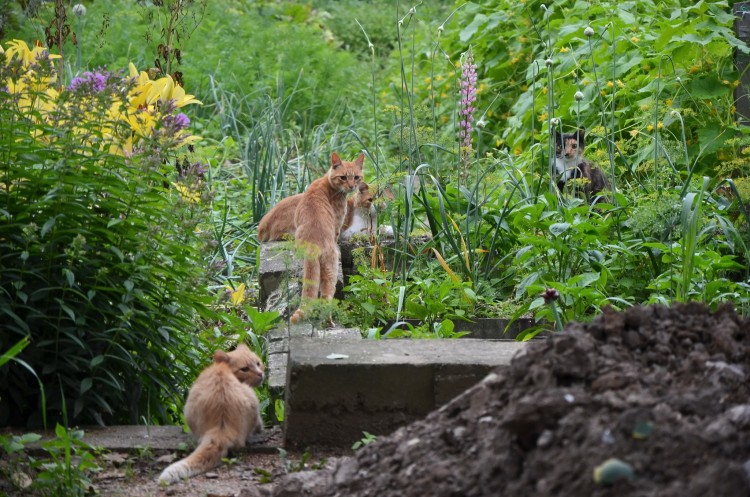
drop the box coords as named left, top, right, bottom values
left=0, top=425, right=283, bottom=454
left=267, top=324, right=361, bottom=396
left=282, top=337, right=525, bottom=449
left=258, top=242, right=344, bottom=314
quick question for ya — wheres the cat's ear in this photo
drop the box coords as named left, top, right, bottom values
left=554, top=129, right=562, bottom=142
left=358, top=182, right=369, bottom=193
left=214, top=350, right=230, bottom=363
left=331, top=152, right=342, bottom=169
left=355, top=152, right=365, bottom=169
left=381, top=185, right=395, bottom=201
left=577, top=127, right=585, bottom=143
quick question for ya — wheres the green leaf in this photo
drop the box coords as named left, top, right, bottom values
left=528, top=297, right=545, bottom=310
left=0, top=337, right=30, bottom=368
left=62, top=268, right=75, bottom=287
left=80, top=377, right=93, bottom=394
left=691, top=76, right=730, bottom=98
left=460, top=14, right=488, bottom=42
left=549, top=223, right=571, bottom=236
left=361, top=302, right=377, bottom=315
left=41, top=217, right=56, bottom=237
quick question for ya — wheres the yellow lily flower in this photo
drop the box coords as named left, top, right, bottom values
left=228, top=283, right=246, bottom=306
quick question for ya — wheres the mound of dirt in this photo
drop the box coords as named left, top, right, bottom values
left=267, top=302, right=750, bottom=497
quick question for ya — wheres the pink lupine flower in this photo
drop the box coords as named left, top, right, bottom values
left=458, top=49, right=477, bottom=169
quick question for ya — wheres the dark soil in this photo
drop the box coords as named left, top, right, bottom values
left=268, top=302, right=750, bottom=496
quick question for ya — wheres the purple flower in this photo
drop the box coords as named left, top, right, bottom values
left=458, top=49, right=478, bottom=168
left=174, top=113, right=190, bottom=130
left=69, top=69, right=112, bottom=94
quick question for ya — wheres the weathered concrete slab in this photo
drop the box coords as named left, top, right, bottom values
left=1, top=425, right=282, bottom=453
left=267, top=324, right=362, bottom=396
left=339, top=233, right=432, bottom=280
left=259, top=242, right=344, bottom=313
left=283, top=337, right=525, bottom=449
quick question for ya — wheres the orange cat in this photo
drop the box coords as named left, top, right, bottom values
left=158, top=344, right=264, bottom=484
left=290, top=152, right=364, bottom=323
left=257, top=194, right=300, bottom=242
left=259, top=181, right=376, bottom=242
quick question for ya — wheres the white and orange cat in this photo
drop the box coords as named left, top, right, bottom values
left=259, top=181, right=391, bottom=243
left=290, top=152, right=364, bottom=323
left=341, top=182, right=375, bottom=240
left=158, top=344, right=264, bottom=485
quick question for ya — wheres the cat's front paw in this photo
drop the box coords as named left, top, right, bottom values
left=379, top=225, right=394, bottom=237
left=290, top=308, right=306, bottom=324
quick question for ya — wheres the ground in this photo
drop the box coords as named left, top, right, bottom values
left=92, top=445, right=339, bottom=497
left=269, top=302, right=750, bottom=496
left=3, top=302, right=749, bottom=496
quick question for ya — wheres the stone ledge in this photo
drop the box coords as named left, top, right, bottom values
left=267, top=324, right=362, bottom=396
left=283, top=337, right=525, bottom=449
left=0, top=425, right=283, bottom=454
left=259, top=242, right=344, bottom=314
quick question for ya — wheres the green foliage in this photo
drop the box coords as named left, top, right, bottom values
left=446, top=0, right=748, bottom=186
left=342, top=265, right=397, bottom=329
left=628, top=192, right=682, bottom=241
left=277, top=447, right=327, bottom=474
left=5, top=0, right=368, bottom=131
left=0, top=45, right=222, bottom=426
left=0, top=425, right=101, bottom=497
left=351, top=431, right=377, bottom=451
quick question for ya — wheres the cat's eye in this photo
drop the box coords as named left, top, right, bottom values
left=240, top=366, right=250, bottom=372
left=354, top=176, right=361, bottom=181
left=570, top=143, right=577, bottom=149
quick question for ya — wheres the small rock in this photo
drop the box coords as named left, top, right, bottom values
left=536, top=430, right=554, bottom=448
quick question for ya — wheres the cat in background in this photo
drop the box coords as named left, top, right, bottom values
left=555, top=127, right=609, bottom=202
left=257, top=193, right=299, bottom=242
left=259, top=181, right=392, bottom=243
left=340, top=182, right=394, bottom=241
left=158, top=344, right=264, bottom=485
left=290, top=152, right=364, bottom=323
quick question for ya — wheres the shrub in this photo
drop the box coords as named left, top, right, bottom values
left=0, top=40, right=216, bottom=426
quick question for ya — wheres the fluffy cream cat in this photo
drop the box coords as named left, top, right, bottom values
left=158, top=344, right=264, bottom=484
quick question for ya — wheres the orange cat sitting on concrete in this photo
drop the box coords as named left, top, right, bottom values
left=157, top=344, right=264, bottom=485
left=257, top=174, right=378, bottom=242
left=289, top=152, right=364, bottom=323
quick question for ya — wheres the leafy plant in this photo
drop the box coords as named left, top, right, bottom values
left=351, top=431, right=377, bottom=451
left=0, top=40, right=222, bottom=426
left=0, top=424, right=101, bottom=497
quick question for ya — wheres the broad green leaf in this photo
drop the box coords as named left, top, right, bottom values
left=550, top=223, right=571, bottom=236
left=691, top=76, right=730, bottom=98
left=460, top=14, right=488, bottom=43
left=80, top=377, right=93, bottom=394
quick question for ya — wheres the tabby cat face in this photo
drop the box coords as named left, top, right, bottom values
left=354, top=182, right=374, bottom=209
left=555, top=128, right=585, bottom=161
left=329, top=152, right=364, bottom=194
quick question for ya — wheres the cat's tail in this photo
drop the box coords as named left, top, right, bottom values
left=158, top=428, right=229, bottom=485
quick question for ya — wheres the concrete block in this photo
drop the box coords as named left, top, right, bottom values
left=258, top=242, right=344, bottom=314
left=267, top=324, right=362, bottom=396
left=283, top=337, right=525, bottom=449
left=339, top=233, right=433, bottom=281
